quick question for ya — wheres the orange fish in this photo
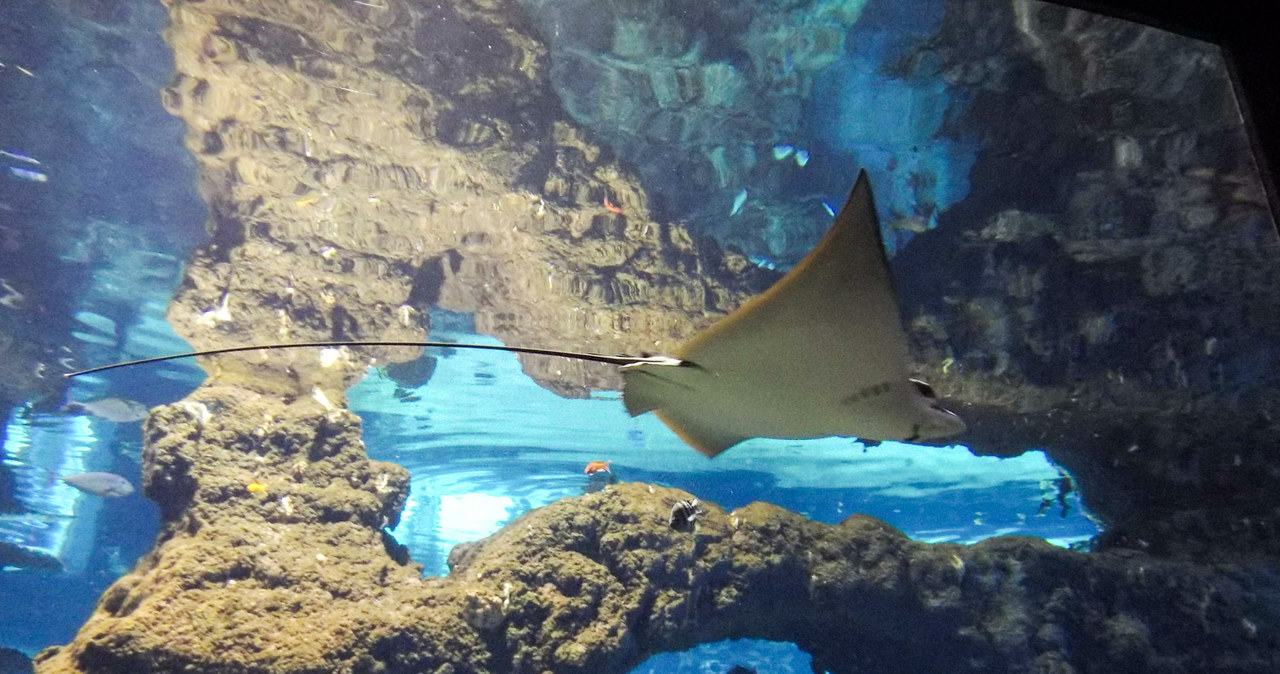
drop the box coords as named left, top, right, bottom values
left=584, top=461, right=611, bottom=475
left=603, top=196, right=625, bottom=215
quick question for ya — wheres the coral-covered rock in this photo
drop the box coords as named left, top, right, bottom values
left=156, top=0, right=772, bottom=398
left=36, top=473, right=1280, bottom=673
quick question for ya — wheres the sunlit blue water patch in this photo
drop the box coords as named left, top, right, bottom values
left=629, top=638, right=811, bottom=674
left=0, top=288, right=193, bottom=654
left=1, top=414, right=109, bottom=575
left=808, top=0, right=977, bottom=254
left=351, top=330, right=1098, bottom=577
left=0, top=292, right=196, bottom=573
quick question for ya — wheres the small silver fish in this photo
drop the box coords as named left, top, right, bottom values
left=0, top=149, right=40, bottom=165
left=794, top=149, right=810, bottom=167
left=58, top=472, right=134, bottom=498
left=890, top=213, right=934, bottom=234
left=63, top=397, right=149, bottom=423
left=772, top=144, right=794, bottom=161
left=7, top=166, right=47, bottom=182
left=730, top=189, right=748, bottom=217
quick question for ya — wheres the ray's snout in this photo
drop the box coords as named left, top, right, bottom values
left=925, top=404, right=967, bottom=439
left=909, top=377, right=966, bottom=440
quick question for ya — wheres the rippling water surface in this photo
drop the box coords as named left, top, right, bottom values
left=352, top=325, right=1097, bottom=578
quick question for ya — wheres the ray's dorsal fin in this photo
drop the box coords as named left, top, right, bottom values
left=675, top=169, right=906, bottom=373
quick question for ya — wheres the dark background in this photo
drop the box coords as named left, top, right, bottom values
left=1058, top=0, right=1279, bottom=228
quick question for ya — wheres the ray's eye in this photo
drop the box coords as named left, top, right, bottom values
left=910, top=378, right=936, bottom=399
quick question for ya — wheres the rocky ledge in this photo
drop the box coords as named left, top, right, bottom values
left=35, top=399, right=1280, bottom=673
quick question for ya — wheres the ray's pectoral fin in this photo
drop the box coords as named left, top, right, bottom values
left=621, top=362, right=748, bottom=456
left=619, top=360, right=700, bottom=416
left=653, top=408, right=751, bottom=458
left=619, top=169, right=964, bottom=456
left=620, top=367, right=673, bottom=417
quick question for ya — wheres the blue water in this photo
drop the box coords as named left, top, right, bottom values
left=1, top=0, right=1194, bottom=669
left=630, top=639, right=812, bottom=674
left=0, top=0, right=202, bottom=657
left=0, top=329, right=1094, bottom=660
left=807, top=0, right=978, bottom=255
left=352, top=327, right=1095, bottom=582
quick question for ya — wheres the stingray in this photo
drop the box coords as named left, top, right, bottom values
left=66, top=170, right=965, bottom=457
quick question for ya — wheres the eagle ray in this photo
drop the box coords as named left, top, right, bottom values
left=66, top=170, right=965, bottom=457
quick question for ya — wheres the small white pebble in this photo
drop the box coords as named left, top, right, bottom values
left=312, top=387, right=335, bottom=411
left=397, top=305, right=415, bottom=327
left=1243, top=618, right=1258, bottom=639
left=177, top=401, right=212, bottom=425
left=319, top=348, right=342, bottom=368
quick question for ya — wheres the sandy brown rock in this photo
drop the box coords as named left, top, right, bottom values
left=155, top=0, right=773, bottom=399
left=35, top=399, right=1280, bottom=673
left=885, top=1, right=1280, bottom=558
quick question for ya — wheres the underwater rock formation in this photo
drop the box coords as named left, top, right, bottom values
left=0, top=647, right=35, bottom=674
left=155, top=0, right=773, bottom=399
left=277, top=0, right=1280, bottom=567
left=34, top=393, right=1280, bottom=673
left=148, top=0, right=1280, bottom=562
left=34, top=0, right=1280, bottom=670
left=524, top=0, right=866, bottom=245
left=0, top=541, right=61, bottom=573
left=889, top=0, right=1280, bottom=558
